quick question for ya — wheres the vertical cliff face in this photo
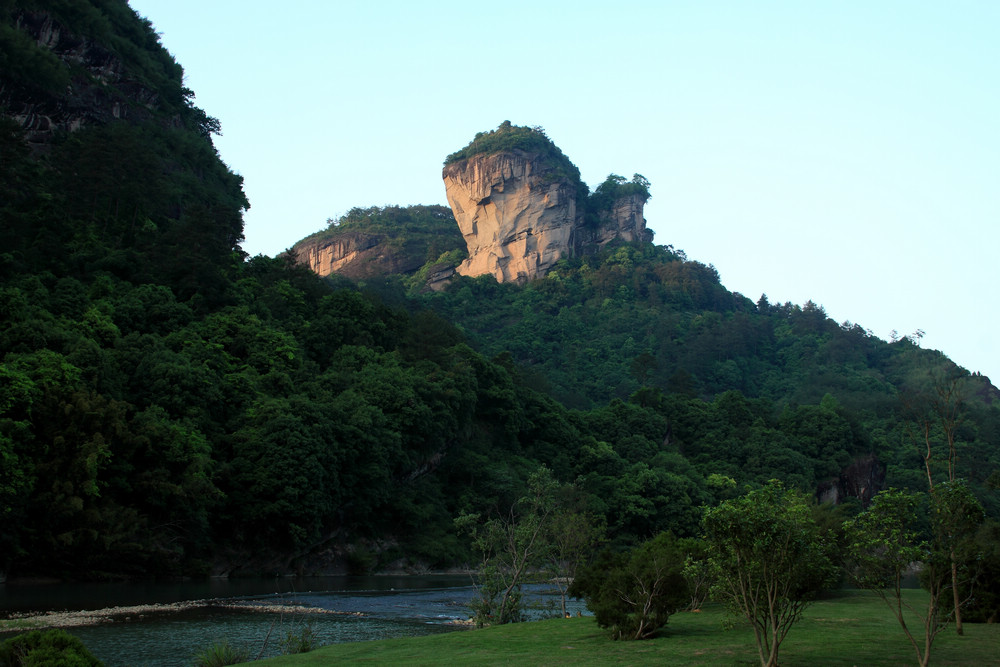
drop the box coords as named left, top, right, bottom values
left=443, top=150, right=581, bottom=283
left=437, top=123, right=654, bottom=284
left=592, top=192, right=653, bottom=247
left=293, top=232, right=392, bottom=279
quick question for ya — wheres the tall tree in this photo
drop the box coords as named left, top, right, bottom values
left=904, top=365, right=979, bottom=634
left=845, top=488, right=947, bottom=667
left=455, top=467, right=558, bottom=626
left=701, top=480, right=836, bottom=667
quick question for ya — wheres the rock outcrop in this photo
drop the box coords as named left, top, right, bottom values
left=291, top=124, right=652, bottom=286
left=441, top=124, right=652, bottom=284
left=289, top=205, right=465, bottom=284
left=816, top=454, right=885, bottom=507
left=294, top=231, right=420, bottom=280
left=588, top=192, right=654, bottom=248
left=443, top=150, right=581, bottom=283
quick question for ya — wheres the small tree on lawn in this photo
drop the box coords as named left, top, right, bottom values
left=679, top=537, right=712, bottom=611
left=846, top=485, right=984, bottom=667
left=701, top=480, right=837, bottom=667
left=930, top=479, right=985, bottom=635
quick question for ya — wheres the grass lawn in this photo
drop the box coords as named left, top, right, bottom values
left=253, top=590, right=1000, bottom=666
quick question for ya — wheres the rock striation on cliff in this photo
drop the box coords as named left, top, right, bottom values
left=294, top=230, right=417, bottom=280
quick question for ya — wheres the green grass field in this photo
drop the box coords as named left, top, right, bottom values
left=253, top=590, right=1000, bottom=666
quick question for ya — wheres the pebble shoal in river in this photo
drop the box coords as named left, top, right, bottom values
left=0, top=599, right=368, bottom=631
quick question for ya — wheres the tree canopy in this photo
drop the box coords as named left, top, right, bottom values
left=1, top=2, right=998, bottom=585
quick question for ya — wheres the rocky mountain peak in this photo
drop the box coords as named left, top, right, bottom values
left=442, top=124, right=652, bottom=283
left=443, top=148, right=582, bottom=284
left=291, top=123, right=653, bottom=287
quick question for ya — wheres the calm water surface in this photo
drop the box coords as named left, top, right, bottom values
left=0, top=576, right=582, bottom=666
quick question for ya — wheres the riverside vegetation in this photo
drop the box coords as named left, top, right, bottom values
left=2, top=2, right=1000, bottom=665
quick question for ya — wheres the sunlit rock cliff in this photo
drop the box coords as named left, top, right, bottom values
left=290, top=205, right=465, bottom=283
left=292, top=123, right=652, bottom=286
left=294, top=230, right=416, bottom=280
left=443, top=149, right=581, bottom=283
left=441, top=123, right=652, bottom=284
left=587, top=191, right=654, bottom=248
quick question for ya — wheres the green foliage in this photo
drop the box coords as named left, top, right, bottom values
left=546, top=506, right=607, bottom=616
left=0, top=629, right=103, bottom=667
left=701, top=480, right=837, bottom=667
left=444, top=122, right=586, bottom=207
left=963, top=518, right=1000, bottom=622
left=845, top=488, right=949, bottom=667
left=569, top=532, right=689, bottom=640
left=1, top=2, right=997, bottom=586
left=846, top=489, right=926, bottom=592
left=445, top=121, right=573, bottom=170
left=0, top=20, right=70, bottom=95
left=192, top=640, right=249, bottom=667
left=456, top=467, right=559, bottom=627
left=280, top=625, right=319, bottom=655
left=0, top=5, right=522, bottom=578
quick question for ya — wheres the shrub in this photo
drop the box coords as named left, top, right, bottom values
left=569, top=532, right=688, bottom=639
left=281, top=624, right=318, bottom=654
left=192, top=640, right=249, bottom=667
left=0, top=629, right=103, bottom=667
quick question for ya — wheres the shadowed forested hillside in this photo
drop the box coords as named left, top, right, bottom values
left=2, top=2, right=998, bottom=586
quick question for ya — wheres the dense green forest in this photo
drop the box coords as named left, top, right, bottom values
left=1, top=0, right=998, bottom=595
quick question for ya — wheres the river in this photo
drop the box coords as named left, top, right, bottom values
left=0, top=575, right=584, bottom=666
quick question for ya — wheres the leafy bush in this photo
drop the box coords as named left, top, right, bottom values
left=192, top=640, right=249, bottom=667
left=281, top=624, right=318, bottom=654
left=569, top=532, right=688, bottom=639
left=445, top=121, right=566, bottom=165
left=0, top=629, right=103, bottom=667
left=588, top=173, right=651, bottom=207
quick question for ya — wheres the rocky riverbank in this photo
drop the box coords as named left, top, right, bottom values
left=0, top=598, right=365, bottom=632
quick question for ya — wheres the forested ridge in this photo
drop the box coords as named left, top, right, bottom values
left=1, top=0, right=999, bottom=596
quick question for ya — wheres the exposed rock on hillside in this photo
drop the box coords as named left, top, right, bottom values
left=587, top=191, right=654, bottom=248
left=290, top=205, right=465, bottom=283
left=291, top=124, right=652, bottom=286
left=441, top=124, right=652, bottom=284
left=294, top=230, right=419, bottom=280
left=443, top=149, right=581, bottom=283
left=816, top=454, right=885, bottom=507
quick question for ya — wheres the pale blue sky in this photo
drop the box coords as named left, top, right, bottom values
left=128, top=1, right=999, bottom=382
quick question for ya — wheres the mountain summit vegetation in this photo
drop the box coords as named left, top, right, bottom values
left=1, top=6, right=998, bottom=634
